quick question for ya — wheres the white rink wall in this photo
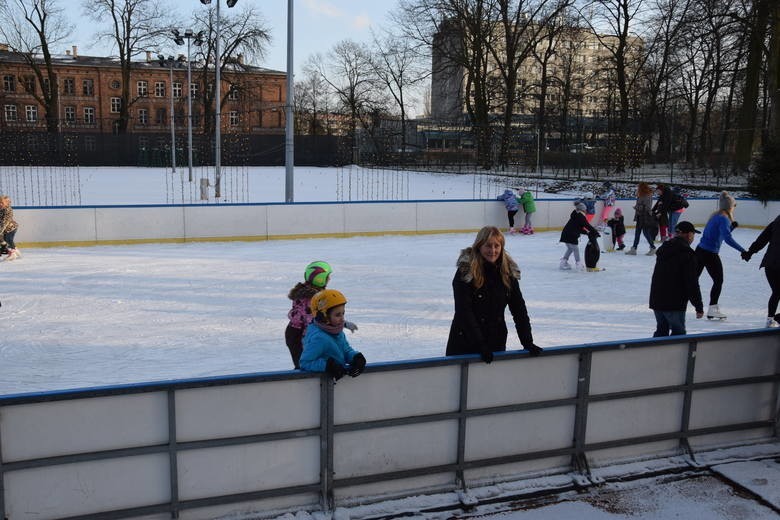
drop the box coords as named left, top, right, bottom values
left=14, top=198, right=780, bottom=247
left=1, top=330, right=778, bottom=520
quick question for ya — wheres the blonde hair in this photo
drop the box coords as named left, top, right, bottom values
left=468, top=226, right=515, bottom=289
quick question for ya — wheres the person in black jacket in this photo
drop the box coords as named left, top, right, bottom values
left=649, top=221, right=704, bottom=336
left=446, top=226, right=542, bottom=363
left=559, top=202, right=600, bottom=270
left=742, top=214, right=780, bottom=327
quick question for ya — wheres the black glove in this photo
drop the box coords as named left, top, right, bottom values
left=348, top=353, right=366, bottom=377
left=741, top=251, right=752, bottom=262
left=480, top=349, right=494, bottom=364
left=325, top=358, right=346, bottom=380
left=524, top=344, right=543, bottom=357
left=731, top=221, right=739, bottom=230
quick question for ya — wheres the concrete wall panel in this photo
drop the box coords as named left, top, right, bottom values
left=95, top=206, right=184, bottom=241
left=176, top=379, right=321, bottom=442
left=587, top=393, right=684, bottom=444
left=4, top=454, right=169, bottom=520
left=267, top=203, right=344, bottom=236
left=15, top=207, right=96, bottom=242
left=590, top=343, right=688, bottom=394
left=183, top=205, right=268, bottom=239
left=693, top=337, right=780, bottom=383
left=177, top=437, right=320, bottom=500
left=1, top=393, right=168, bottom=461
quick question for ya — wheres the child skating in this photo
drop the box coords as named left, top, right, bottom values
left=517, top=186, right=537, bottom=234
left=497, top=189, right=520, bottom=234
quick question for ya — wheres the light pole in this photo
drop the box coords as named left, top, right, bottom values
left=200, top=0, right=237, bottom=198
left=284, top=0, right=294, bottom=202
left=173, top=29, right=204, bottom=183
left=158, top=55, right=178, bottom=173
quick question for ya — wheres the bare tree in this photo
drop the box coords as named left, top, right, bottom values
left=0, top=0, right=72, bottom=133
left=295, top=56, right=334, bottom=135
left=83, top=0, right=176, bottom=133
left=582, top=0, right=651, bottom=171
left=369, top=28, right=429, bottom=152
left=734, top=0, right=771, bottom=170
left=188, top=4, right=271, bottom=137
left=316, top=39, right=382, bottom=160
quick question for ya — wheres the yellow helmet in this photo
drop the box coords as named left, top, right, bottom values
left=310, top=289, right=347, bottom=316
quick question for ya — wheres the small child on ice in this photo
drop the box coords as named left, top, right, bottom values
left=559, top=201, right=600, bottom=271
left=516, top=186, right=536, bottom=234
left=285, top=261, right=356, bottom=369
left=497, top=189, right=520, bottom=234
left=607, top=208, right=627, bottom=251
left=300, top=289, right=366, bottom=380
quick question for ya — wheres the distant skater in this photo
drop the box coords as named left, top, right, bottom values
left=517, top=186, right=537, bottom=234
left=497, top=189, right=520, bottom=234
left=560, top=201, right=599, bottom=271
left=0, top=195, right=20, bottom=261
left=742, top=213, right=780, bottom=327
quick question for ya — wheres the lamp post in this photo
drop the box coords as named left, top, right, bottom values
left=158, top=55, right=177, bottom=173
left=284, top=0, right=294, bottom=202
left=173, top=29, right=204, bottom=183
left=200, top=0, right=237, bottom=198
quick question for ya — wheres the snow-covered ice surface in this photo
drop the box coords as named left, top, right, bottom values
left=0, top=226, right=771, bottom=395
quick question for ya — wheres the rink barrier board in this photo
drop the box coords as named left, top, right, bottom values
left=12, top=198, right=780, bottom=248
left=0, top=329, right=778, bottom=520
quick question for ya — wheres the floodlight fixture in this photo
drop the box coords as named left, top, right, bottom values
left=199, top=0, right=211, bottom=4
left=226, top=0, right=238, bottom=7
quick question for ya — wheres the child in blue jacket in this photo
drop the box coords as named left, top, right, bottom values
left=300, top=289, right=366, bottom=380
left=497, top=189, right=520, bottom=234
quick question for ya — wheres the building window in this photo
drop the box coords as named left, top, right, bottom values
left=3, top=75, right=15, bottom=92
left=83, top=79, right=94, bottom=96
left=83, top=106, right=95, bottom=124
left=110, top=80, right=120, bottom=89
left=110, top=97, right=122, bottom=113
left=22, top=76, right=35, bottom=94
left=4, top=104, right=17, bottom=121
left=63, top=77, right=75, bottom=95
left=192, top=110, right=200, bottom=127
left=227, top=85, right=239, bottom=100
left=155, top=81, right=165, bottom=97
left=137, top=80, right=148, bottom=97
left=174, top=108, right=184, bottom=126
left=138, top=108, right=148, bottom=125
left=189, top=82, right=198, bottom=99
left=43, top=78, right=51, bottom=96
left=64, top=135, right=78, bottom=152
left=156, top=107, right=166, bottom=125
left=25, top=105, right=38, bottom=122
left=64, top=106, right=75, bottom=122
left=138, top=136, right=149, bottom=150
left=229, top=111, right=239, bottom=126
left=173, top=82, right=182, bottom=98
left=84, top=135, right=96, bottom=151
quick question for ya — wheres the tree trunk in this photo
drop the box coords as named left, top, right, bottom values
left=735, top=0, right=770, bottom=170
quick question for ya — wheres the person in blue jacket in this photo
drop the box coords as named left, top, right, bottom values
left=695, top=191, right=746, bottom=320
left=300, top=289, right=366, bottom=380
left=497, top=189, right=521, bottom=234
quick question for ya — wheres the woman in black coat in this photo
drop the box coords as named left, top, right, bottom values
left=742, top=214, right=780, bottom=327
left=445, top=226, right=543, bottom=363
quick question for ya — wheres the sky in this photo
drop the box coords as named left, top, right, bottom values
left=68, top=0, right=397, bottom=77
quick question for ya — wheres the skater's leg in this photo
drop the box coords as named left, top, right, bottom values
left=653, top=310, right=670, bottom=337
left=631, top=225, right=643, bottom=249
left=284, top=324, right=304, bottom=369
left=766, top=267, right=780, bottom=317
left=704, top=255, right=724, bottom=305
left=4, top=229, right=16, bottom=250
left=507, top=210, right=518, bottom=229
left=667, top=311, right=686, bottom=336
left=668, top=211, right=681, bottom=233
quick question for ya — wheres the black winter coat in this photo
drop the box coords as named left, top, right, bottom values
left=559, top=210, right=597, bottom=245
left=649, top=236, right=703, bottom=313
left=446, top=249, right=533, bottom=358
left=747, top=215, right=780, bottom=270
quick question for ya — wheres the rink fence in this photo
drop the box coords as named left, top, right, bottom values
left=13, top=198, right=780, bottom=247
left=0, top=329, right=778, bottom=520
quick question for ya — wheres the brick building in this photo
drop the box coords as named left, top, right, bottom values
left=0, top=44, right=286, bottom=135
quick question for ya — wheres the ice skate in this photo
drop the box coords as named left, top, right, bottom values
left=559, top=258, right=572, bottom=270
left=765, top=317, right=778, bottom=328
left=574, top=261, right=585, bottom=271
left=5, top=248, right=19, bottom=261
left=625, top=247, right=637, bottom=255
left=645, top=247, right=656, bottom=256
left=617, top=243, right=626, bottom=250
left=707, top=305, right=727, bottom=320
left=586, top=266, right=605, bottom=272
left=508, top=227, right=517, bottom=235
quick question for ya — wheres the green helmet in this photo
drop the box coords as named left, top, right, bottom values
left=304, top=261, right=332, bottom=288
